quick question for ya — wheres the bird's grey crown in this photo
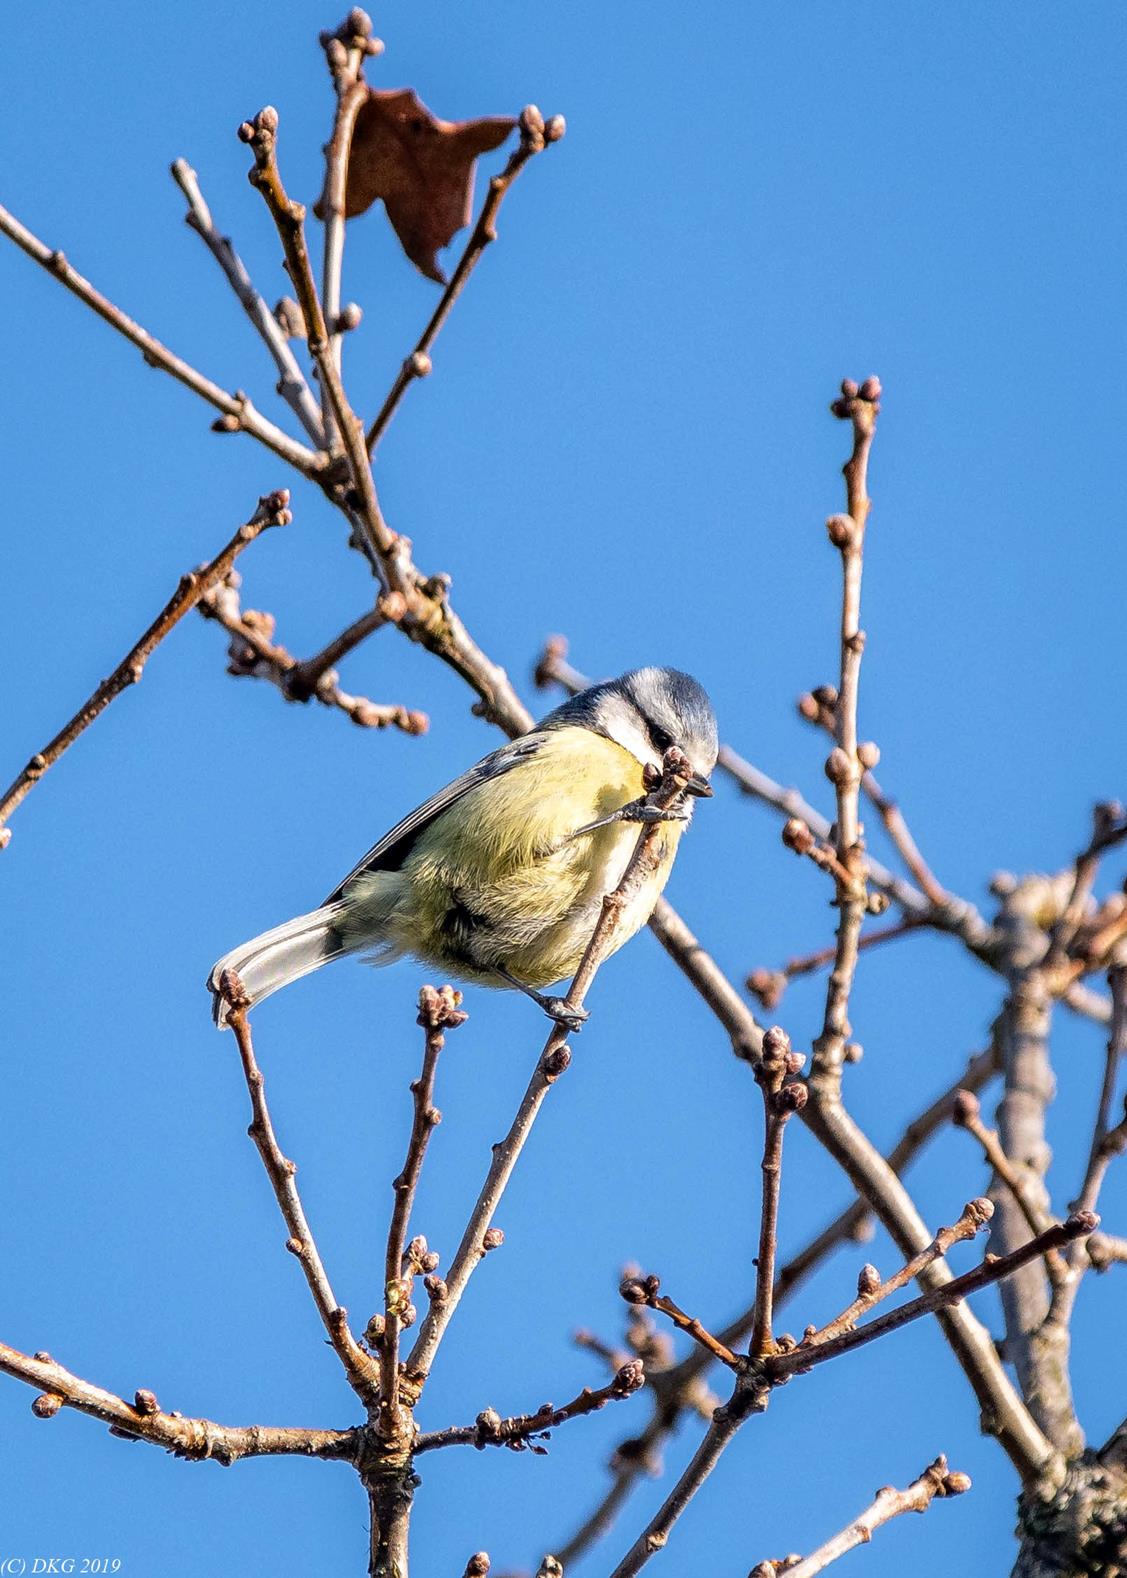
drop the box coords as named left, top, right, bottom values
left=539, top=666, right=718, bottom=778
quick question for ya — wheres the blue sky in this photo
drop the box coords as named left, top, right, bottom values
left=1, top=4, right=1124, bottom=1574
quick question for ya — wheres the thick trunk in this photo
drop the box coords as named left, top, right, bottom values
left=1013, top=1460, right=1127, bottom=1577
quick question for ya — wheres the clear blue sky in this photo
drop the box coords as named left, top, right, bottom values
left=1, top=4, right=1124, bottom=1574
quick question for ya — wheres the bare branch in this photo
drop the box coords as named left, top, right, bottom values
left=0, top=490, right=291, bottom=849
left=198, top=574, right=427, bottom=732
left=810, top=377, right=880, bottom=1093
left=748, top=916, right=921, bottom=1014
left=406, top=748, right=704, bottom=1386
left=797, top=685, right=949, bottom=908
left=365, top=107, right=564, bottom=456
left=0, top=202, right=325, bottom=475
left=619, top=1275, right=741, bottom=1371
left=317, top=10, right=382, bottom=445
left=800, top=1197, right=994, bottom=1350
left=952, top=1089, right=1067, bottom=1285
left=170, top=157, right=325, bottom=445
left=239, top=105, right=400, bottom=579
left=750, top=1455, right=971, bottom=1578
left=220, top=973, right=379, bottom=1406
left=379, top=986, right=466, bottom=1444
left=751, top=1028, right=808, bottom=1356
left=415, top=1359, right=645, bottom=1453
left=766, top=1213, right=1097, bottom=1382
left=0, top=1341, right=357, bottom=1465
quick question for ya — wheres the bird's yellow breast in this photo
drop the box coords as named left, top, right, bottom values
left=346, top=728, right=684, bottom=988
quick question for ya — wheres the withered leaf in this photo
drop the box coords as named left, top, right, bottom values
left=344, top=88, right=515, bottom=282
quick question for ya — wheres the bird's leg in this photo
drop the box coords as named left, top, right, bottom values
left=496, top=969, right=589, bottom=1032
left=569, top=796, right=690, bottom=840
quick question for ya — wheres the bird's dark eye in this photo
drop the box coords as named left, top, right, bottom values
left=645, top=718, right=674, bottom=754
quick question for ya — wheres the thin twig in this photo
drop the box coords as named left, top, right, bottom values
left=750, top=1455, right=971, bottom=1578
left=239, top=106, right=400, bottom=580
left=198, top=575, right=426, bottom=732
left=751, top=1028, right=808, bottom=1355
left=170, top=157, right=325, bottom=445
left=748, top=917, right=921, bottom=1013
left=379, top=986, right=466, bottom=1444
left=1044, top=803, right=1127, bottom=970
left=0, top=202, right=324, bottom=475
left=0, top=1341, right=357, bottom=1465
left=952, top=1089, right=1068, bottom=1285
left=766, top=1213, right=1097, bottom=1382
left=0, top=490, right=291, bottom=848
left=810, top=377, right=880, bottom=1092
left=619, top=1276, right=741, bottom=1371
left=317, top=11, right=381, bottom=445
left=405, top=748, right=703, bottom=1387
left=800, top=1197, right=994, bottom=1349
left=220, top=973, right=379, bottom=1406
left=365, top=108, right=564, bottom=455
left=797, top=686, right=949, bottom=908
left=415, top=1359, right=645, bottom=1453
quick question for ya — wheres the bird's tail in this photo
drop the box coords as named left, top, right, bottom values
left=207, top=902, right=349, bottom=1028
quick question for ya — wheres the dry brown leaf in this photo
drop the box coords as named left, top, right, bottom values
left=343, top=88, right=515, bottom=282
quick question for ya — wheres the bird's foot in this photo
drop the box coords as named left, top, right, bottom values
left=571, top=797, right=690, bottom=839
left=535, top=995, right=589, bottom=1033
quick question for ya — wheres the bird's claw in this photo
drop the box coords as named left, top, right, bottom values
left=538, top=996, right=589, bottom=1033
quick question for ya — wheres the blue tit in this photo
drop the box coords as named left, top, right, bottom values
left=208, top=666, right=717, bottom=1030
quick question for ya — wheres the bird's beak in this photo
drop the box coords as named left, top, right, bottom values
left=685, top=772, right=713, bottom=798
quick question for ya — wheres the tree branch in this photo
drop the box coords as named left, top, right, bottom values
left=0, top=202, right=325, bottom=475
left=751, top=1028, right=808, bottom=1355
left=415, top=1359, right=645, bottom=1453
left=0, top=489, right=291, bottom=849
left=0, top=1341, right=358, bottom=1465
left=170, top=156, right=325, bottom=445
left=378, top=986, right=466, bottom=1444
left=810, top=378, right=880, bottom=1094
left=749, top=1455, right=971, bottom=1578
left=219, top=973, right=380, bottom=1406
left=198, top=574, right=427, bottom=732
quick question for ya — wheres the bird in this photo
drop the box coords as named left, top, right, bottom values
left=208, top=666, right=717, bottom=1031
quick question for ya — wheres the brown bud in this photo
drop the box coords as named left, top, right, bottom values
left=965, top=1197, right=995, bottom=1227
left=32, top=1393, right=63, bottom=1419
left=859, top=375, right=882, bottom=402
left=544, top=114, right=567, bottom=143
left=782, top=818, right=815, bottom=855
left=33, top=1352, right=52, bottom=1364
left=762, top=1025, right=791, bottom=1060
left=826, top=514, right=855, bottom=548
left=619, top=1276, right=649, bottom=1305
left=542, top=1045, right=571, bottom=1080
left=482, top=1227, right=504, bottom=1252
left=775, top=1082, right=808, bottom=1116
left=952, top=1089, right=980, bottom=1126
left=840, top=379, right=860, bottom=398
left=409, top=350, right=432, bottom=378
left=1067, top=1210, right=1099, bottom=1237
left=825, top=747, right=853, bottom=785
left=133, top=1389, right=160, bottom=1416
left=364, top=1314, right=386, bottom=1345
left=337, top=302, right=364, bottom=333
left=464, top=1556, right=491, bottom=1578
left=857, top=741, right=881, bottom=770
left=474, top=1408, right=503, bottom=1446
left=942, top=1471, right=972, bottom=1496
left=424, top=1274, right=448, bottom=1303
left=797, top=693, right=821, bottom=722
left=857, top=1263, right=881, bottom=1297
left=866, top=891, right=891, bottom=916
left=612, top=1359, right=646, bottom=1396
left=747, top=968, right=786, bottom=1011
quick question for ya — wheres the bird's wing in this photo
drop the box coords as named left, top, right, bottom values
left=322, top=732, right=549, bottom=904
